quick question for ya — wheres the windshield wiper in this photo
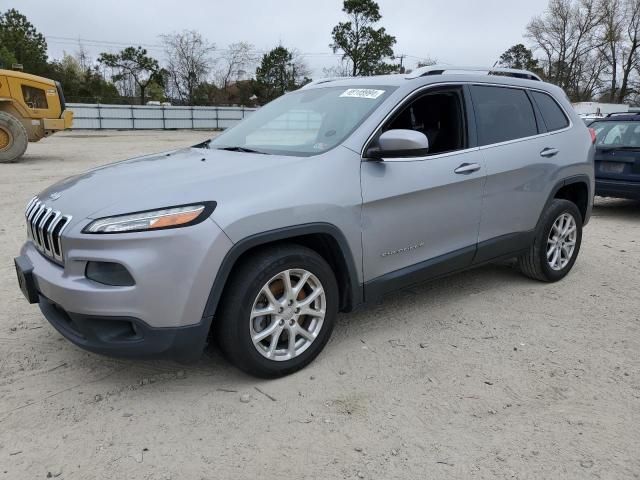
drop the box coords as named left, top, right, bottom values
left=216, top=146, right=269, bottom=155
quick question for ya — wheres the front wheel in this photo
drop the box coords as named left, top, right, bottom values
left=216, top=244, right=338, bottom=377
left=518, top=199, right=583, bottom=282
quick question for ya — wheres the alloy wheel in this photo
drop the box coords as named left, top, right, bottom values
left=547, top=212, right=577, bottom=271
left=250, top=269, right=326, bottom=361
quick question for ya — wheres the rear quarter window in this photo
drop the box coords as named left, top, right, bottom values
left=530, top=91, right=569, bottom=132
left=470, top=85, right=538, bottom=146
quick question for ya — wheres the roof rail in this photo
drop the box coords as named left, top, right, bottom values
left=301, top=77, right=351, bottom=89
left=406, top=64, right=542, bottom=82
left=606, top=111, right=635, bottom=117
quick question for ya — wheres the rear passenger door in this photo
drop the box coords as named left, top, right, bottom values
left=470, top=85, right=568, bottom=262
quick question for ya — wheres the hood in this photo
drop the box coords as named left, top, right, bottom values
left=37, top=147, right=305, bottom=226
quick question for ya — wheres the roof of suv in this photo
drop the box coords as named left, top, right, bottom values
left=302, top=64, right=549, bottom=91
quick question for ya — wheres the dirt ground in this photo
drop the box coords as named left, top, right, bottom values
left=1, top=131, right=639, bottom=479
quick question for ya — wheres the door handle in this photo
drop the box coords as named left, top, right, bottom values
left=454, top=163, right=481, bottom=174
left=540, top=147, right=559, bottom=158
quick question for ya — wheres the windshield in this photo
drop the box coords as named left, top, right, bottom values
left=591, top=121, right=640, bottom=148
left=208, top=86, right=396, bottom=156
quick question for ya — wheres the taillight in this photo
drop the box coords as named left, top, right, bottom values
left=589, top=128, right=597, bottom=144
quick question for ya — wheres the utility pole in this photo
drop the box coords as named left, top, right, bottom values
left=395, top=54, right=407, bottom=73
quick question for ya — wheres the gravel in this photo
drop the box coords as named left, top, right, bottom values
left=1, top=130, right=639, bottom=479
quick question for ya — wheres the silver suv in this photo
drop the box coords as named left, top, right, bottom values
left=14, top=66, right=595, bottom=377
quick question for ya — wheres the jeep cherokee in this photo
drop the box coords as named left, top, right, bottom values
left=14, top=65, right=595, bottom=377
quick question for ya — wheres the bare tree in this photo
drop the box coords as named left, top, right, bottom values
left=526, top=0, right=607, bottom=100
left=160, top=30, right=216, bottom=105
left=216, top=42, right=258, bottom=91
left=617, top=0, right=640, bottom=102
left=599, top=0, right=625, bottom=100
left=322, top=61, right=352, bottom=78
left=289, top=49, right=311, bottom=82
left=526, top=0, right=640, bottom=102
left=597, top=0, right=640, bottom=102
left=415, top=57, right=438, bottom=68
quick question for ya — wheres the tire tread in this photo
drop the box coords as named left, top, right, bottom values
left=216, top=243, right=338, bottom=378
left=0, top=111, right=28, bottom=163
left=518, top=199, right=582, bottom=282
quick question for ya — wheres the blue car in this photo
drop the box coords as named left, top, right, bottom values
left=591, top=113, right=640, bottom=200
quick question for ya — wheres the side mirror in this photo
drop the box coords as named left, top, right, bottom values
left=367, top=129, right=429, bottom=159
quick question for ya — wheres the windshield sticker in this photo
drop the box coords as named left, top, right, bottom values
left=340, top=88, right=385, bottom=99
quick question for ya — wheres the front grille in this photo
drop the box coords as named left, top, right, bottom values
left=25, top=197, right=72, bottom=263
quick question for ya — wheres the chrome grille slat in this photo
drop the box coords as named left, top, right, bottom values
left=25, top=197, right=38, bottom=218
left=30, top=205, right=46, bottom=242
left=37, top=207, right=52, bottom=247
left=24, top=197, right=72, bottom=263
left=46, top=211, right=62, bottom=255
left=26, top=202, right=41, bottom=229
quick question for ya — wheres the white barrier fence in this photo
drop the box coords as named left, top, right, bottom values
left=68, top=103, right=257, bottom=130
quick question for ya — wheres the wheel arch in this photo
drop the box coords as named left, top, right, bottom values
left=201, top=223, right=363, bottom=326
left=0, top=101, right=40, bottom=142
left=550, top=175, right=591, bottom=223
left=542, top=175, right=592, bottom=226
left=0, top=99, right=28, bottom=120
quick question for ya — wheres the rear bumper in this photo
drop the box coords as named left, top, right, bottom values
left=595, top=178, right=640, bottom=200
left=38, top=294, right=208, bottom=363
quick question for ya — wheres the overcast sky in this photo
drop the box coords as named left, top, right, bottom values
left=14, top=0, right=551, bottom=77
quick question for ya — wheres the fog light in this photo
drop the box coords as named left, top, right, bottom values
left=86, top=262, right=135, bottom=286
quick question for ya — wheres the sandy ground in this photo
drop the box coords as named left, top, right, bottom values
left=0, top=130, right=639, bottom=479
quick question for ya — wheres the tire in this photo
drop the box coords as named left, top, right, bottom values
left=0, top=111, right=28, bottom=163
left=518, top=199, right=583, bottom=282
left=216, top=243, right=339, bottom=378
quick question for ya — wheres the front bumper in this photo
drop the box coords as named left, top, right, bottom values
left=18, top=217, right=233, bottom=361
left=595, top=178, right=640, bottom=200
left=38, top=294, right=208, bottom=362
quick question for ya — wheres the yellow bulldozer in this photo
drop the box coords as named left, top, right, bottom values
left=0, top=69, right=73, bottom=163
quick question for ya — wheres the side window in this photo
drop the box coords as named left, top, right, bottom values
left=471, top=85, right=538, bottom=146
left=530, top=91, right=569, bottom=132
left=383, top=88, right=466, bottom=155
left=21, top=85, right=49, bottom=109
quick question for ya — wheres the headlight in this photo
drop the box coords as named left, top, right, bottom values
left=83, top=202, right=216, bottom=234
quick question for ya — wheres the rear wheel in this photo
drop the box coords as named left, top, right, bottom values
left=216, top=244, right=338, bottom=378
left=518, top=199, right=583, bottom=282
left=0, top=111, right=28, bottom=163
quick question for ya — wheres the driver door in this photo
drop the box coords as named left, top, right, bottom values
left=360, top=85, right=485, bottom=294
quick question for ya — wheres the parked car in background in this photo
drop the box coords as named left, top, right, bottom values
left=14, top=65, right=595, bottom=377
left=591, top=112, right=640, bottom=200
left=573, top=102, right=629, bottom=116
left=580, top=113, right=605, bottom=125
